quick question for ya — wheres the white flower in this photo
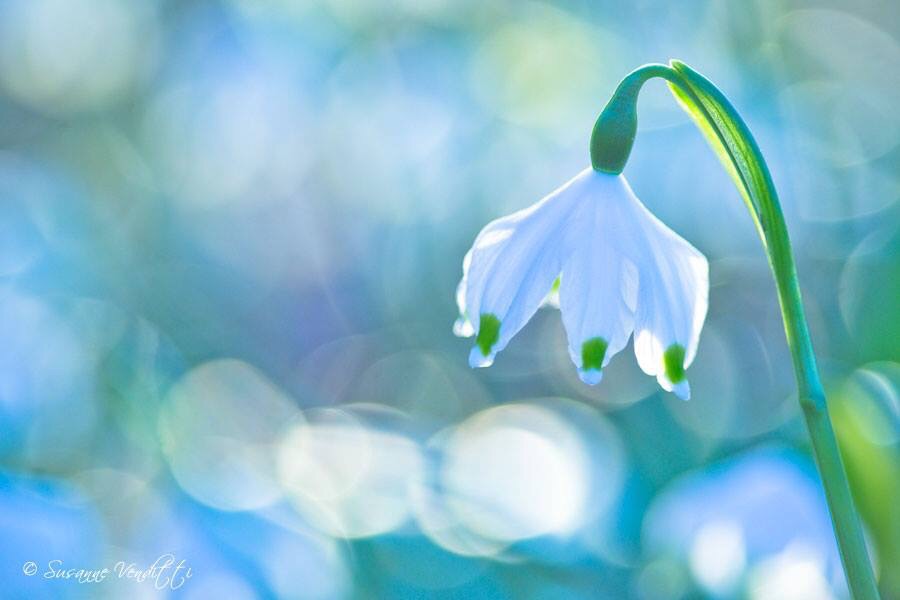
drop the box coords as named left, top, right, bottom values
left=454, top=167, right=708, bottom=400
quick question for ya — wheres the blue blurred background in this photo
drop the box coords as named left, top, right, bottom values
left=0, top=0, right=898, bottom=598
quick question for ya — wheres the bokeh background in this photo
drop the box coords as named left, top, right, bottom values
left=1, top=0, right=898, bottom=598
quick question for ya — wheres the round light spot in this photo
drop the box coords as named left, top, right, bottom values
left=259, top=530, right=349, bottom=600
left=748, top=543, right=836, bottom=600
left=0, top=290, right=99, bottom=467
left=779, top=80, right=898, bottom=167
left=0, top=0, right=157, bottom=113
left=689, top=520, right=747, bottom=596
left=842, top=363, right=900, bottom=446
left=350, top=351, right=492, bottom=426
left=776, top=10, right=900, bottom=167
left=839, top=229, right=900, bottom=360
left=635, top=558, right=690, bottom=600
left=159, top=359, right=300, bottom=511
left=278, top=407, right=423, bottom=538
left=440, top=404, right=591, bottom=542
left=143, top=66, right=311, bottom=211
left=410, top=462, right=508, bottom=558
left=469, top=5, right=622, bottom=137
left=320, top=66, right=454, bottom=223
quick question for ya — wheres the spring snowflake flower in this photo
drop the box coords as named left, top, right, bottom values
left=450, top=59, right=879, bottom=595
left=454, top=167, right=708, bottom=399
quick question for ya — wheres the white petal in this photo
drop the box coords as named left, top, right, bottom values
left=456, top=168, right=593, bottom=365
left=670, top=379, right=691, bottom=401
left=453, top=273, right=475, bottom=337
left=453, top=316, right=475, bottom=338
left=619, top=177, right=708, bottom=396
left=541, top=276, right=561, bottom=309
left=581, top=368, right=603, bottom=385
left=559, top=183, right=638, bottom=385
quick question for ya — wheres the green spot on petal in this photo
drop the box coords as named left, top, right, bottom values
left=550, top=277, right=560, bottom=293
left=581, top=337, right=608, bottom=371
left=476, top=314, right=501, bottom=356
left=664, top=344, right=686, bottom=383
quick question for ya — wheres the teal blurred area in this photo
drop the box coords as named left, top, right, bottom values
left=0, top=0, right=898, bottom=598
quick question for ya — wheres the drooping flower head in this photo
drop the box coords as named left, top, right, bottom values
left=454, top=167, right=708, bottom=399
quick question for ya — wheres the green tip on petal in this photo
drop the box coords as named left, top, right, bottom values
left=550, top=276, right=561, bottom=293
left=476, top=313, right=501, bottom=356
left=664, top=344, right=686, bottom=383
left=581, top=337, right=609, bottom=372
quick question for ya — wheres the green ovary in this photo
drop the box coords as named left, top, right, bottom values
left=581, top=337, right=608, bottom=371
left=664, top=344, right=686, bottom=383
left=476, top=314, right=501, bottom=356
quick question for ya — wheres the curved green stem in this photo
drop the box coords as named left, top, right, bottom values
left=593, top=62, right=879, bottom=598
